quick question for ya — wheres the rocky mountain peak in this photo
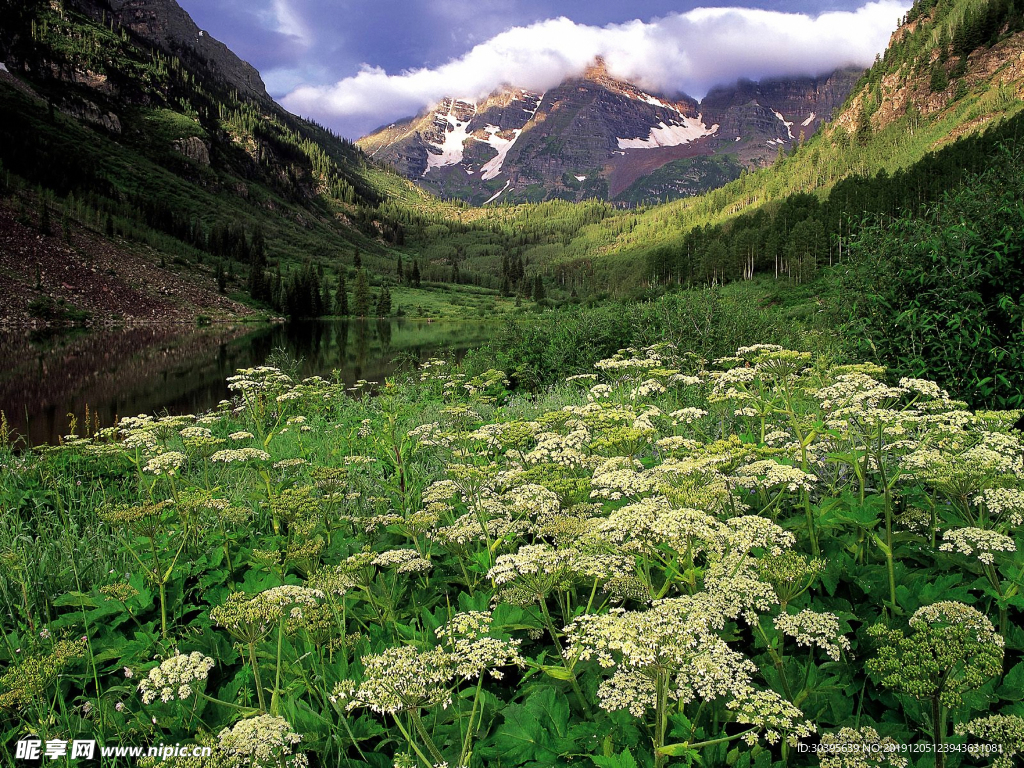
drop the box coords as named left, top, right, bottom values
left=69, top=0, right=269, bottom=101
left=358, top=63, right=860, bottom=206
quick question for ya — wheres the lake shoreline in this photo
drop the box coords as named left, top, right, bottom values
left=0, top=318, right=497, bottom=447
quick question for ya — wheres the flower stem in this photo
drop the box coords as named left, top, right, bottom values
left=410, top=708, right=447, bottom=765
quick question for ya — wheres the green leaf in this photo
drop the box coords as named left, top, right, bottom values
left=492, top=687, right=575, bottom=764
left=52, top=591, right=97, bottom=608
left=591, top=748, right=638, bottom=768
left=540, top=665, right=575, bottom=681
left=998, top=662, right=1024, bottom=701
left=658, top=742, right=701, bottom=761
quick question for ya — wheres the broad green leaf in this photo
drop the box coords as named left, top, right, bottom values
left=591, top=748, right=638, bottom=768
left=492, top=687, right=575, bottom=764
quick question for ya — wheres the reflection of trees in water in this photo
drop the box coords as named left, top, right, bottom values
left=352, top=320, right=369, bottom=381
left=335, top=322, right=349, bottom=372
left=377, top=318, right=392, bottom=350
left=3, top=320, right=494, bottom=445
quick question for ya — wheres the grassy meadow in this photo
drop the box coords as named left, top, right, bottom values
left=2, top=329, right=1023, bottom=767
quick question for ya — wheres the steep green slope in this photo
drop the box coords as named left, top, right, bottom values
left=422, top=0, right=1024, bottom=297
left=0, top=0, right=476, bottom=321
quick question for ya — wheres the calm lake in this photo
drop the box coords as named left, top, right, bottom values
left=0, top=319, right=497, bottom=447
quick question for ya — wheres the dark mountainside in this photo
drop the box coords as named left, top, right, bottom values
left=0, top=0, right=438, bottom=325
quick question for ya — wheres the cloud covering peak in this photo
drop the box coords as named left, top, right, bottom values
left=282, top=1, right=907, bottom=138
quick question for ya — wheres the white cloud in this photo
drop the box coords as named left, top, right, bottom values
left=282, top=1, right=908, bottom=137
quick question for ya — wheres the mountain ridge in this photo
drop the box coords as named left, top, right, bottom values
left=358, top=61, right=862, bottom=205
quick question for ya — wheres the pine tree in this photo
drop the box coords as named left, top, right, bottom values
left=335, top=274, right=349, bottom=316
left=397, top=256, right=405, bottom=283
left=411, top=260, right=421, bottom=287
left=353, top=270, right=370, bottom=317
left=216, top=262, right=226, bottom=294
left=320, top=279, right=332, bottom=316
left=532, top=274, right=546, bottom=301
left=376, top=286, right=392, bottom=317
left=353, top=249, right=361, bottom=269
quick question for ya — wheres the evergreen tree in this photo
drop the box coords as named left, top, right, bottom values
left=353, top=249, right=361, bottom=269
left=411, top=260, right=421, bottom=287
left=376, top=286, right=392, bottom=317
left=353, top=270, right=370, bottom=317
left=397, top=256, right=405, bottom=283
left=532, top=274, right=546, bottom=301
left=216, top=261, right=226, bottom=294
left=320, top=279, right=332, bottom=316
left=335, top=274, right=349, bottom=316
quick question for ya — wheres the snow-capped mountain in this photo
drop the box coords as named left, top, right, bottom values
left=357, top=60, right=861, bottom=205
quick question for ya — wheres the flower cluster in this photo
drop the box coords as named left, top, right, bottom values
left=817, top=727, right=908, bottom=768
left=138, top=652, right=215, bottom=704
left=955, top=715, right=1024, bottom=768
left=210, top=448, right=271, bottom=463
left=939, top=527, right=1016, bottom=565
left=0, top=638, right=87, bottom=710
left=211, top=586, right=324, bottom=642
left=774, top=610, right=851, bottom=661
left=143, top=451, right=186, bottom=476
left=217, top=714, right=307, bottom=768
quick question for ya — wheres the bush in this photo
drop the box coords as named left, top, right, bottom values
left=836, top=147, right=1024, bottom=409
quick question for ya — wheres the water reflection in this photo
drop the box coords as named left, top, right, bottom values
left=0, top=319, right=493, bottom=447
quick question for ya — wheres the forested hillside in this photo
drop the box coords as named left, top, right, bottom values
left=0, top=0, right=479, bottom=323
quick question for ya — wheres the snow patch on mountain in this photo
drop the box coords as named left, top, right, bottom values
left=478, top=125, right=522, bottom=181
left=772, top=110, right=794, bottom=139
left=801, top=112, right=816, bottom=126
left=523, top=92, right=544, bottom=117
left=425, top=101, right=478, bottom=174
left=575, top=175, right=587, bottom=181
left=483, top=180, right=511, bottom=204
left=617, top=116, right=717, bottom=150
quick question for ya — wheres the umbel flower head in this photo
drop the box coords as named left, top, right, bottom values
left=939, top=526, right=1016, bottom=565
left=956, top=714, right=1024, bottom=768
left=138, top=652, right=215, bottom=704
left=774, top=609, right=851, bottom=661
left=211, top=586, right=324, bottom=643
left=867, top=601, right=1004, bottom=708
left=217, top=714, right=307, bottom=768
left=343, top=632, right=523, bottom=715
left=0, top=638, right=87, bottom=710
left=817, top=726, right=908, bottom=768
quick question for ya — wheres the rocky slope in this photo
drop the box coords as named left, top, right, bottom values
left=358, top=61, right=862, bottom=205
left=0, top=0, right=432, bottom=325
left=830, top=2, right=1024, bottom=142
left=76, top=0, right=269, bottom=101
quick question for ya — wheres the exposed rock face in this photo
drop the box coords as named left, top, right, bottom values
left=173, top=135, right=210, bottom=165
left=834, top=31, right=1024, bottom=137
left=69, top=0, right=269, bottom=102
left=358, top=61, right=860, bottom=205
left=60, top=98, right=122, bottom=133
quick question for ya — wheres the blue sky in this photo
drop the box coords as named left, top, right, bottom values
left=178, top=0, right=909, bottom=137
